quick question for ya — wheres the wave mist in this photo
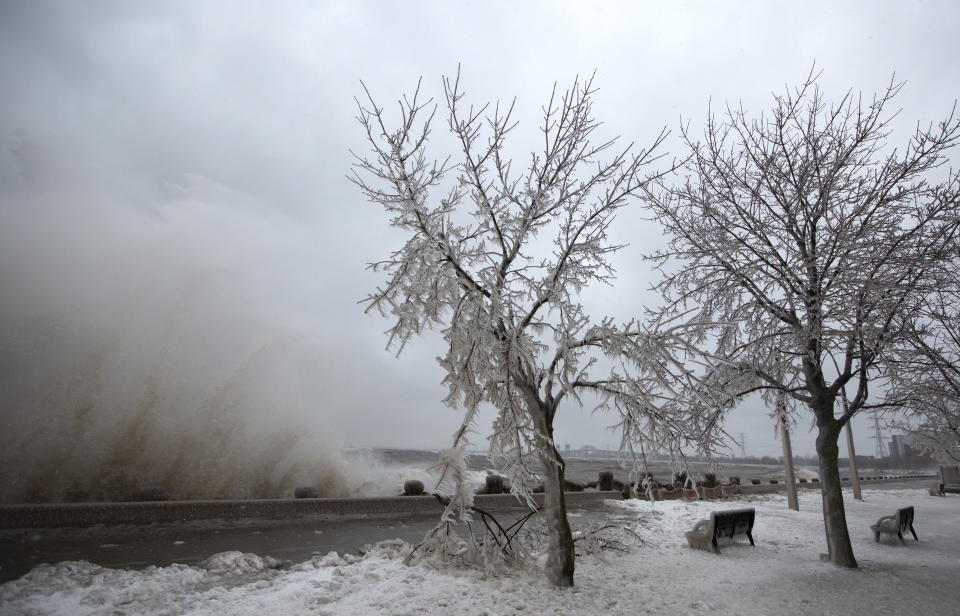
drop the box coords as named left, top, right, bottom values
left=0, top=167, right=362, bottom=504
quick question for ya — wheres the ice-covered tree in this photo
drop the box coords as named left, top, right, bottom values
left=644, top=70, right=960, bottom=567
left=351, top=72, right=722, bottom=587
left=888, top=247, right=960, bottom=462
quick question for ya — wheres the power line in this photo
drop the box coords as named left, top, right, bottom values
left=872, top=415, right=888, bottom=459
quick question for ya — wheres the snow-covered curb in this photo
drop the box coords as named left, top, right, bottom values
left=2, top=489, right=957, bottom=616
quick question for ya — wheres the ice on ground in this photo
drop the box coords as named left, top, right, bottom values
left=198, top=551, right=285, bottom=573
left=2, top=489, right=958, bottom=616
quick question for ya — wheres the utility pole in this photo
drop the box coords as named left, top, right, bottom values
left=841, top=389, right=862, bottom=500
left=776, top=396, right=798, bottom=511
left=739, top=433, right=746, bottom=459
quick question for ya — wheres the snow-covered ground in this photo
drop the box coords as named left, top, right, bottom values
left=1, top=488, right=957, bottom=616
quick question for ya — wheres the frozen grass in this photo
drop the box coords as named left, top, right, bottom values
left=1, top=488, right=958, bottom=615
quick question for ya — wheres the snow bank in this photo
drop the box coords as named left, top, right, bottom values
left=2, top=489, right=958, bottom=615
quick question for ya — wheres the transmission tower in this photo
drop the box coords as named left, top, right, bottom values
left=872, top=415, right=888, bottom=459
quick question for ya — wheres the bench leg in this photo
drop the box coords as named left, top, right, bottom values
left=897, top=531, right=905, bottom=546
left=747, top=531, right=755, bottom=547
left=711, top=538, right=720, bottom=555
left=910, top=526, right=918, bottom=542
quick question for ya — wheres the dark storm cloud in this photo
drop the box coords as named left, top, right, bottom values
left=2, top=0, right=959, bottom=498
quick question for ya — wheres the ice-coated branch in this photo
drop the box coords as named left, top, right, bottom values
left=886, top=245, right=960, bottom=461
left=645, top=69, right=960, bottom=418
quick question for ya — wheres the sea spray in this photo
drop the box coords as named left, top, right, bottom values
left=0, top=172, right=360, bottom=504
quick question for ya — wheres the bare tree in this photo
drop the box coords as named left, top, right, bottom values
left=350, top=72, right=721, bottom=587
left=888, top=248, right=960, bottom=462
left=644, top=70, right=960, bottom=567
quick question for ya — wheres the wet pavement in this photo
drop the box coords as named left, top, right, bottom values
left=0, top=513, right=439, bottom=583
left=0, top=506, right=601, bottom=584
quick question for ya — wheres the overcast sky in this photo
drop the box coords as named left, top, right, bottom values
left=2, top=0, right=959, bottom=465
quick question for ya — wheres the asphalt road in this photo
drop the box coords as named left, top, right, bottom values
left=0, top=513, right=441, bottom=583
left=0, top=507, right=585, bottom=584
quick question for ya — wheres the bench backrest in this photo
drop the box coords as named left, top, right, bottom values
left=941, top=465, right=960, bottom=485
left=710, top=507, right=755, bottom=539
left=896, top=506, right=914, bottom=532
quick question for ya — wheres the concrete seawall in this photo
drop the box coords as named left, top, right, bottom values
left=0, top=475, right=933, bottom=529
left=0, top=491, right=622, bottom=529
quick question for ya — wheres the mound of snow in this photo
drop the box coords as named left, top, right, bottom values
left=198, top=551, right=284, bottom=573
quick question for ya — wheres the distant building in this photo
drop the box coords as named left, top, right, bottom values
left=888, top=434, right=917, bottom=459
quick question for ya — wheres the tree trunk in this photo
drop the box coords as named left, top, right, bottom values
left=527, top=395, right=576, bottom=587
left=539, top=447, right=575, bottom=587
left=814, top=420, right=858, bottom=567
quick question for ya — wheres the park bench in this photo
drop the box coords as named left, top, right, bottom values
left=870, top=506, right=918, bottom=545
left=685, top=507, right=756, bottom=554
left=935, top=465, right=960, bottom=496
